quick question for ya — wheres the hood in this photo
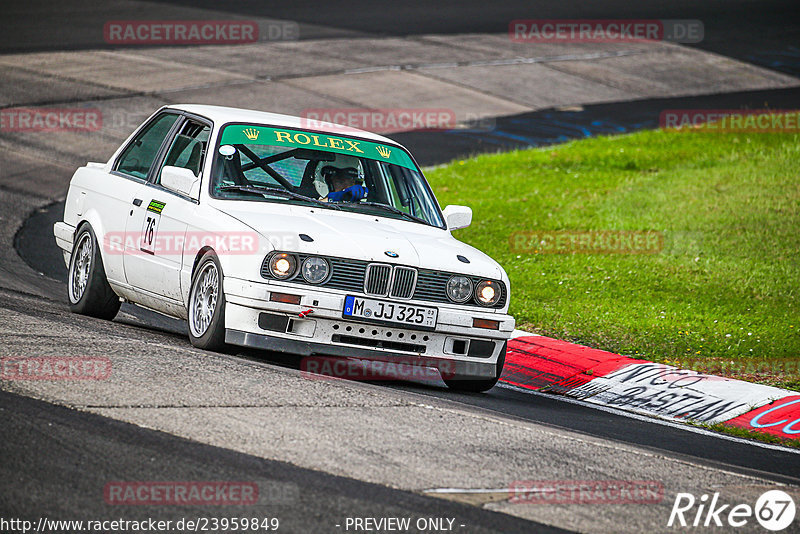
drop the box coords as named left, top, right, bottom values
left=215, top=201, right=504, bottom=279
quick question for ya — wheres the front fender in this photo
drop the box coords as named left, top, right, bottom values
left=180, top=209, right=275, bottom=308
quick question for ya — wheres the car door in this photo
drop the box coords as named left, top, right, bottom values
left=85, top=111, right=180, bottom=284
left=123, top=116, right=211, bottom=303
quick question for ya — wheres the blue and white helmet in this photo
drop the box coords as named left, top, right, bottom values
left=314, top=154, right=363, bottom=198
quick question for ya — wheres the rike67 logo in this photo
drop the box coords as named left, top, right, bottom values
left=668, top=490, right=796, bottom=531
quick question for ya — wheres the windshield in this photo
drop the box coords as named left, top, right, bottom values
left=211, top=124, right=445, bottom=227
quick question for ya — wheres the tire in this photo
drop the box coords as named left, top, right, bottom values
left=188, top=251, right=226, bottom=351
left=444, top=341, right=507, bottom=393
left=67, top=224, right=121, bottom=320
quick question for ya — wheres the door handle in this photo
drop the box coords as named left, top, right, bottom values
left=132, top=198, right=143, bottom=206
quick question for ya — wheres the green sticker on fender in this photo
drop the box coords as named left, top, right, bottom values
left=147, top=200, right=165, bottom=214
left=220, top=125, right=416, bottom=170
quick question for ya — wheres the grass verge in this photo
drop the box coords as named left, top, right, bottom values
left=425, top=120, right=800, bottom=390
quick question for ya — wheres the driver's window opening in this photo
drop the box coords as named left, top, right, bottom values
left=157, top=120, right=210, bottom=184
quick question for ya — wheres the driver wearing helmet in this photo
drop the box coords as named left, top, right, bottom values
left=315, top=154, right=368, bottom=202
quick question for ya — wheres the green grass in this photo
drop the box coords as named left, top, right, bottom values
left=426, top=122, right=800, bottom=390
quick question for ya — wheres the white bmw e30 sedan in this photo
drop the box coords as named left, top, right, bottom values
left=54, top=105, right=515, bottom=391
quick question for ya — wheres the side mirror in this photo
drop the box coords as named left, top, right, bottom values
left=442, top=205, right=472, bottom=230
left=161, top=166, right=200, bottom=200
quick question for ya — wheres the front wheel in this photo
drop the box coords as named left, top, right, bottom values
left=188, top=251, right=226, bottom=351
left=67, top=224, right=120, bottom=319
left=444, top=341, right=507, bottom=393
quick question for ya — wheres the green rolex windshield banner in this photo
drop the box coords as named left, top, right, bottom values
left=220, top=125, right=417, bottom=171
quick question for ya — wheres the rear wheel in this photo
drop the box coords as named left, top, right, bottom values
left=68, top=225, right=120, bottom=319
left=444, top=341, right=507, bottom=393
left=188, top=251, right=226, bottom=351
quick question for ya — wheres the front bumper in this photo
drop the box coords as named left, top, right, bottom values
left=223, top=276, right=515, bottom=379
left=225, top=330, right=501, bottom=378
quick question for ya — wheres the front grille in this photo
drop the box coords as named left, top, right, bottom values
left=327, top=257, right=367, bottom=292
left=413, top=270, right=451, bottom=303
left=260, top=252, right=506, bottom=308
left=390, top=266, right=417, bottom=299
left=365, top=263, right=392, bottom=296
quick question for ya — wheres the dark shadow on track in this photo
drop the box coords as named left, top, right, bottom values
left=3, top=0, right=798, bottom=76
left=156, top=0, right=800, bottom=76
left=0, top=389, right=565, bottom=533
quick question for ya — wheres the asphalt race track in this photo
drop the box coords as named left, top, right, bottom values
left=2, top=1, right=800, bottom=533
left=1, top=390, right=566, bottom=533
left=3, top=0, right=799, bottom=78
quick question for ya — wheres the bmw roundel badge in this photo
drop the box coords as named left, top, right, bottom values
left=384, top=251, right=399, bottom=258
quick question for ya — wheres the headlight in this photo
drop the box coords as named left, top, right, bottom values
left=475, top=280, right=501, bottom=306
left=301, top=256, right=329, bottom=284
left=269, top=253, right=297, bottom=280
left=446, top=275, right=473, bottom=303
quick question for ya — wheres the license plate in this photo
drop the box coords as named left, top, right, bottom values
left=343, top=296, right=438, bottom=329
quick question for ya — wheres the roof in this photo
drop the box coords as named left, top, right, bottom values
left=168, top=104, right=404, bottom=147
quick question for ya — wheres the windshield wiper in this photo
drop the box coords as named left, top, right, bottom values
left=350, top=201, right=428, bottom=225
left=219, top=185, right=340, bottom=210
